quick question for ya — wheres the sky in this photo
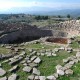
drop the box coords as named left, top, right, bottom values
left=0, top=0, right=80, bottom=12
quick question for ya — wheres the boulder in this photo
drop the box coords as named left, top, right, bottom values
left=76, top=52, right=80, bottom=58
left=30, top=56, right=37, bottom=61
left=46, top=49, right=51, bottom=52
left=46, top=52, right=52, bottom=57
left=0, top=76, right=7, bottom=80
left=37, top=53, right=41, bottom=56
left=23, top=63, right=27, bottom=66
left=73, top=59, right=78, bottom=63
left=28, top=49, right=33, bottom=53
left=54, top=48, right=59, bottom=52
left=33, top=57, right=41, bottom=64
left=63, top=66, right=68, bottom=71
left=20, top=60, right=26, bottom=64
left=27, top=60, right=32, bottom=64
left=47, top=76, right=56, bottom=80
left=40, top=53, right=45, bottom=56
left=40, top=49, right=46, bottom=53
left=35, top=76, right=39, bottom=80
left=2, top=60, right=9, bottom=63
left=68, top=61, right=75, bottom=65
left=32, top=68, right=40, bottom=75
left=52, top=50, right=56, bottom=54
left=14, top=55, right=20, bottom=59
left=77, top=57, right=80, bottom=61
left=0, top=68, right=6, bottom=76
left=53, top=73, right=58, bottom=78
left=57, top=69, right=64, bottom=76
left=64, top=63, right=73, bottom=69
left=59, top=47, right=65, bottom=50
left=28, top=75, right=35, bottom=80
left=1, top=44, right=4, bottom=47
left=8, top=74, right=17, bottom=80
left=19, top=51, right=26, bottom=56
left=30, top=51, right=37, bottom=56
left=52, top=53, right=57, bottom=56
left=25, top=56, right=29, bottom=60
left=65, top=69, right=73, bottom=75
left=63, top=59, right=69, bottom=63
left=6, top=46, right=12, bottom=49
left=56, top=65, right=63, bottom=70
left=23, top=66, right=32, bottom=73
left=67, top=56, right=76, bottom=61
left=14, top=48, right=19, bottom=52
left=39, top=76, right=46, bottom=80
left=28, top=63, right=38, bottom=67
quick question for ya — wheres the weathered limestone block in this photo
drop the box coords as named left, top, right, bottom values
left=32, top=68, right=40, bottom=75
left=23, top=66, right=32, bottom=73
left=8, top=74, right=17, bottom=80
left=0, top=76, right=7, bottom=80
left=33, top=57, right=41, bottom=64
left=0, top=68, right=6, bottom=76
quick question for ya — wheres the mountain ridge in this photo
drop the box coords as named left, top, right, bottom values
left=0, top=7, right=80, bottom=17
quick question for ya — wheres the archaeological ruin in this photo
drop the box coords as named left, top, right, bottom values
left=0, top=20, right=80, bottom=44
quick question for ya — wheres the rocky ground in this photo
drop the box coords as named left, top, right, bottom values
left=0, top=36, right=80, bottom=80
left=0, top=19, right=80, bottom=80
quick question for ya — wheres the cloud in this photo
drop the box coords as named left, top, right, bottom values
left=0, top=0, right=80, bottom=11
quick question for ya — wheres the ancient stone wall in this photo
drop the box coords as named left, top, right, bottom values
left=44, top=20, right=80, bottom=37
left=1, top=20, right=80, bottom=43
left=0, top=27, right=67, bottom=43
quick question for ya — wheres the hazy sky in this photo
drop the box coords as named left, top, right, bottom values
left=0, top=0, right=80, bottom=11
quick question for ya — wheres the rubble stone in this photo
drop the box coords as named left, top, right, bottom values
left=8, top=74, right=17, bottom=80
left=32, top=68, right=40, bottom=75
left=0, top=76, right=7, bottom=80
left=23, top=66, right=32, bottom=73
left=0, top=68, right=6, bottom=76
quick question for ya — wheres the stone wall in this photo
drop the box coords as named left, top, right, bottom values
left=43, top=20, right=80, bottom=37
left=0, top=27, right=67, bottom=43
left=2, top=20, right=80, bottom=43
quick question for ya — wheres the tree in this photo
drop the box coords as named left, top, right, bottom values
left=67, top=14, right=70, bottom=19
left=35, top=15, right=48, bottom=20
left=58, top=15, right=61, bottom=18
left=44, top=16, right=48, bottom=20
left=77, top=17, right=80, bottom=20
left=35, top=15, right=41, bottom=20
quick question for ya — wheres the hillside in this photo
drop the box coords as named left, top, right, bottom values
left=1, top=7, right=80, bottom=17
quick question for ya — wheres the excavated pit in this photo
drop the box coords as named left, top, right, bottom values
left=46, top=37, right=68, bottom=44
